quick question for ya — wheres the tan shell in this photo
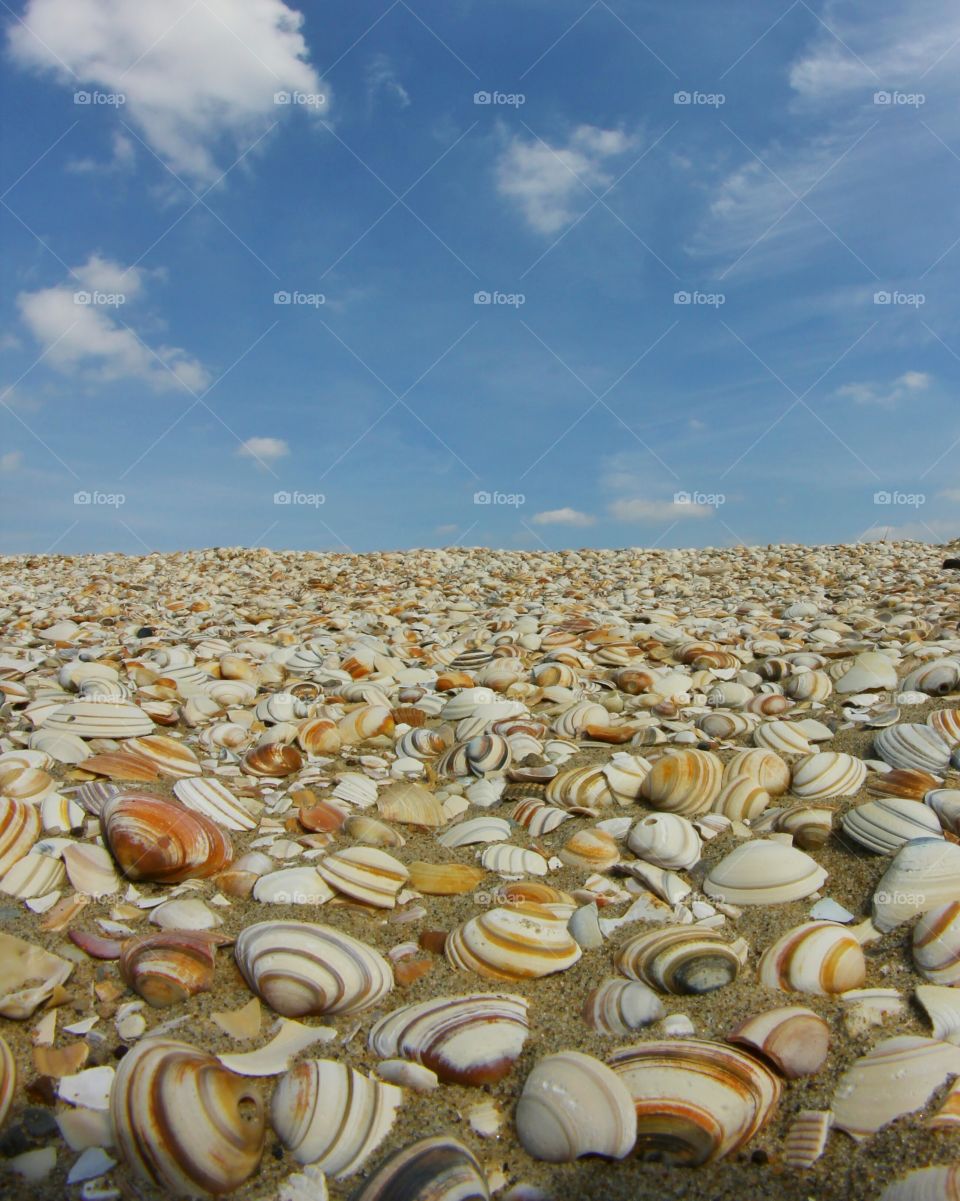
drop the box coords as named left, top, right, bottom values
left=617, top=927, right=747, bottom=995
left=640, top=749, right=723, bottom=816
left=316, top=847, right=409, bottom=908
left=783, top=1109, right=833, bottom=1167
left=710, top=775, right=771, bottom=822
left=123, top=734, right=201, bottom=779
left=407, top=862, right=486, bottom=895
left=0, top=931, right=74, bottom=1018
left=445, top=902, right=582, bottom=981
left=102, top=793, right=233, bottom=883
left=790, top=751, right=866, bottom=800
left=558, top=828, right=619, bottom=870
left=242, top=742, right=304, bottom=777
left=727, top=1006, right=829, bottom=1078
left=913, top=901, right=960, bottom=985
left=120, top=931, right=219, bottom=1007
left=0, top=796, right=41, bottom=877
left=582, top=978, right=665, bottom=1034
left=759, top=921, right=866, bottom=994
left=0, top=1036, right=15, bottom=1129
left=377, top=781, right=445, bottom=827
left=723, top=748, right=791, bottom=795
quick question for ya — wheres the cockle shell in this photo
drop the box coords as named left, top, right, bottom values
left=616, top=927, right=747, bottom=995
left=727, top=1007, right=829, bottom=1078
left=582, top=978, right=665, bottom=1034
left=0, top=796, right=41, bottom=876
left=758, top=921, right=866, bottom=994
left=639, top=749, right=723, bottom=816
left=349, top=1136, right=490, bottom=1201
left=841, top=796, right=942, bottom=854
left=790, top=751, right=867, bottom=800
left=479, top=845, right=549, bottom=877
left=782, top=1109, right=833, bottom=1168
left=559, top=828, right=619, bottom=870
left=723, top=749, right=791, bottom=795
left=102, top=794, right=233, bottom=883
left=626, top=812, right=701, bottom=869
left=515, top=1051, right=636, bottom=1163
left=316, top=847, right=409, bottom=908
left=710, top=775, right=770, bottom=822
left=832, top=1036, right=960, bottom=1139
left=110, top=1037, right=265, bottom=1196
left=608, top=1038, right=781, bottom=1165
left=368, top=993, right=529, bottom=1084
left=913, top=902, right=960, bottom=984
left=872, top=838, right=960, bottom=931
left=874, top=723, right=951, bottom=774
left=703, top=840, right=827, bottom=905
left=445, top=902, right=582, bottom=980
left=173, top=777, right=261, bottom=831
left=271, top=1060, right=402, bottom=1178
left=43, top=700, right=154, bottom=740
left=0, top=1036, right=14, bottom=1129
left=235, top=921, right=393, bottom=1017
left=119, top=931, right=218, bottom=1007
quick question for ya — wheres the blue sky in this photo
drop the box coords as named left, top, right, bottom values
left=1, top=0, right=959, bottom=554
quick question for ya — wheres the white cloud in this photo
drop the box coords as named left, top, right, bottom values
left=0, top=451, right=23, bottom=473
left=8, top=0, right=326, bottom=182
left=939, top=489, right=960, bottom=503
left=609, top=497, right=714, bottom=521
left=238, top=436, right=289, bottom=465
left=366, top=54, right=410, bottom=109
left=67, top=130, right=136, bottom=175
left=860, top=519, right=959, bottom=543
left=17, top=255, right=209, bottom=392
left=531, top=507, right=595, bottom=527
left=496, top=125, right=633, bottom=234
left=836, top=370, right=931, bottom=406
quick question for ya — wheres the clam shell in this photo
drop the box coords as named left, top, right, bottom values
left=879, top=1166, right=960, bottom=1201
left=349, top=1136, right=489, bottom=1201
left=102, top=794, right=233, bottom=883
left=368, top=993, right=529, bottom=1084
left=516, top=1051, right=636, bottom=1162
left=296, top=717, right=341, bottom=756
left=913, top=902, right=960, bottom=984
left=601, top=753, right=652, bottom=804
left=173, top=777, right=261, bottom=831
left=832, top=1036, right=960, bottom=1139
left=626, top=813, right=701, bottom=870
left=0, top=851, right=66, bottom=898
left=582, top=978, right=665, bottom=1034
left=723, top=749, right=791, bottom=795
left=710, top=775, right=770, bottom=822
left=558, top=828, right=619, bottom=870
left=338, top=705, right=395, bottom=746
left=344, top=816, right=405, bottom=848
left=545, top=765, right=616, bottom=810
left=727, top=1006, right=829, bottom=1078
left=123, top=735, right=201, bottom=779
left=758, top=921, right=866, bottom=994
left=753, top=721, right=812, bottom=755
left=790, top=751, right=866, bottom=800
left=703, top=840, right=827, bottom=905
left=926, top=789, right=960, bottom=834
left=316, top=847, right=409, bottom=908
left=697, top=713, right=757, bottom=740
left=608, top=1038, right=781, bottom=1165
left=783, top=670, right=833, bottom=702
left=110, top=1037, right=265, bottom=1195
left=407, top=862, right=486, bottom=895
left=377, top=782, right=444, bottom=827
left=874, top=723, right=951, bottom=774
left=510, top=800, right=571, bottom=836
left=479, top=845, right=549, bottom=877
left=640, top=749, right=723, bottom=816
left=271, top=1059, right=402, bottom=1177
left=43, top=700, right=154, bottom=740
left=119, top=931, right=218, bottom=1007
left=252, top=867, right=336, bottom=906
left=929, top=707, right=960, bottom=748
left=61, top=843, right=120, bottom=897
left=445, top=902, right=581, bottom=980
left=0, top=796, right=41, bottom=877
left=617, top=927, right=746, bottom=995
left=868, top=768, right=942, bottom=801
left=841, top=796, right=942, bottom=854
left=916, top=983, right=960, bottom=1044
left=903, top=660, right=960, bottom=696
left=782, top=1109, right=833, bottom=1168
left=772, top=804, right=834, bottom=850
left=243, top=742, right=304, bottom=777
left=872, top=838, right=960, bottom=931
left=836, top=651, right=899, bottom=694
left=235, top=920, right=393, bottom=1017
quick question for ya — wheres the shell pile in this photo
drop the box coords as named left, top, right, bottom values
left=0, top=540, right=959, bottom=1200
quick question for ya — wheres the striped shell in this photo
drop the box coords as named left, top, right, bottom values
left=438, top=817, right=510, bottom=848
left=173, top=777, right=261, bottom=831
left=929, top=708, right=960, bottom=748
left=123, top=735, right=201, bottom=778
left=43, top=699, right=154, bottom=739
left=582, top=978, right=665, bottom=1034
left=790, top=751, right=867, bottom=800
left=926, top=789, right=960, bottom=834
left=782, top=1109, right=832, bottom=1168
left=758, top=921, right=866, bottom=994
left=753, top=721, right=812, bottom=755
left=869, top=768, right=942, bottom=801
left=235, top=921, right=393, bottom=1017
left=912, top=902, right=960, bottom=985
left=242, top=742, right=304, bottom=777
left=445, top=902, right=582, bottom=980
left=349, top=1136, right=489, bottom=1201
left=697, top=713, right=757, bottom=740
left=558, top=828, right=619, bottom=870
left=337, top=705, right=395, bottom=745
left=0, top=796, right=40, bottom=877
left=102, top=794, right=233, bottom=883
left=626, top=812, right=701, bottom=870
left=617, top=927, right=747, bottom=995
left=841, top=796, right=942, bottom=855
left=376, top=782, right=445, bottom=827
left=479, top=845, right=549, bottom=877
left=902, top=660, right=960, bottom=696
left=639, top=749, right=723, bottom=816
left=316, top=847, right=409, bottom=908
left=874, top=723, right=951, bottom=774
left=0, top=1036, right=14, bottom=1129
left=703, top=840, right=827, bottom=905
left=511, top=800, right=571, bottom=836
left=872, top=838, right=960, bottom=931
left=119, top=931, right=218, bottom=1007
left=783, top=671, right=833, bottom=702
left=773, top=804, right=834, bottom=850
left=723, top=749, right=791, bottom=795
left=727, top=1006, right=830, bottom=1078
left=710, top=775, right=771, bottom=822
left=546, top=765, right=616, bottom=810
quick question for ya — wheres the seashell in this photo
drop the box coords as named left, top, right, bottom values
left=338, top=705, right=395, bottom=746
left=841, top=796, right=942, bottom=854
left=872, top=838, right=960, bottom=931
left=782, top=1109, right=833, bottom=1168
left=515, top=1051, right=636, bottom=1163
left=408, top=862, right=486, bottom=895
left=395, top=727, right=451, bottom=760
left=758, top=921, right=866, bottom=994
left=926, top=788, right=960, bottom=834
left=242, top=742, right=304, bottom=777
left=111, top=1037, right=265, bottom=1195
left=930, top=1081, right=960, bottom=1130
left=744, top=693, right=793, bottom=717
left=102, top=794, right=233, bottom=883
left=723, top=748, right=790, bottom=795
left=81, top=750, right=160, bottom=781
left=297, top=796, right=347, bottom=833
left=119, top=931, right=218, bottom=1007
left=40, top=791, right=84, bottom=833
left=498, top=881, right=576, bottom=913
left=703, top=840, right=827, bottom=905
left=916, top=983, right=960, bottom=1044
left=726, top=1007, right=829, bottom=1078
left=464, top=778, right=505, bottom=808
left=545, top=765, right=616, bottom=810
left=122, top=735, right=201, bottom=778
left=173, top=777, right=261, bottom=831
left=0, top=766, right=54, bottom=802
left=344, top=815, right=406, bottom=848
left=349, top=1136, right=489, bottom=1201
left=463, top=734, right=511, bottom=776
left=511, top=800, right=571, bottom=836
left=874, top=722, right=950, bottom=774
left=558, top=828, right=619, bottom=870
left=879, top=1166, right=960, bottom=1201
left=61, top=843, right=120, bottom=897
left=773, top=804, right=834, bottom=850
left=832, top=1036, right=960, bottom=1140
left=43, top=700, right=154, bottom=740
left=317, top=847, right=409, bottom=908
left=836, top=651, right=899, bottom=694
left=333, top=773, right=379, bottom=809
left=601, top=753, right=652, bottom=804
left=929, top=707, right=960, bottom=748
left=29, top=729, right=91, bottom=764
left=205, top=679, right=257, bottom=707
left=913, top=902, right=960, bottom=984
left=0, top=931, right=74, bottom=1018
left=697, top=712, right=757, bottom=740
left=553, top=700, right=609, bottom=738
left=710, top=774, right=770, bottom=822
left=841, top=987, right=905, bottom=1036
left=368, top=993, right=529, bottom=1084
left=868, top=767, right=942, bottom=800
left=1, top=851, right=66, bottom=898
left=252, top=866, right=335, bottom=906
left=616, top=927, right=747, bottom=995
left=608, top=1038, right=781, bottom=1165
left=375, top=1060, right=438, bottom=1092
left=446, top=902, right=581, bottom=980
left=479, top=844, right=549, bottom=877
left=0, top=796, right=41, bottom=876
left=0, top=1036, right=14, bottom=1128
left=582, top=978, right=665, bottom=1034
left=790, top=751, right=866, bottom=800
left=903, top=660, right=960, bottom=696
left=639, top=749, right=723, bottom=816
left=705, top=680, right=754, bottom=708
left=783, top=670, right=833, bottom=702
left=753, top=721, right=811, bottom=755
left=271, top=1059, right=402, bottom=1177
left=377, top=782, right=445, bottom=827
left=296, top=717, right=341, bottom=756
left=626, top=812, right=701, bottom=869
left=235, top=920, right=393, bottom=1017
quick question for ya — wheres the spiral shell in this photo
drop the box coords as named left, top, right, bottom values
left=758, top=921, right=866, bottom=994
left=235, top=921, right=393, bottom=1017
left=726, top=1006, right=830, bottom=1078
left=912, top=902, right=960, bottom=984
left=874, top=723, right=951, bottom=774
left=242, top=742, right=304, bottom=777
left=639, top=749, right=723, bottom=816
left=119, top=931, right=218, bottom=1007
left=710, top=775, right=771, bottom=822
left=608, top=1038, right=781, bottom=1165
left=445, top=902, right=582, bottom=980
left=791, top=751, right=867, bottom=800
left=582, top=978, right=665, bottom=1034
left=368, top=993, right=529, bottom=1084
left=0, top=796, right=41, bottom=877
left=110, top=1038, right=265, bottom=1196
left=616, top=927, right=747, bottom=995
left=841, top=796, right=942, bottom=854
left=102, top=793, right=233, bottom=883
left=723, top=749, right=791, bottom=795
left=516, top=1051, right=636, bottom=1163
left=349, top=1136, right=489, bottom=1201
left=704, top=840, right=827, bottom=905
left=271, top=1059, right=402, bottom=1177
left=626, top=812, right=701, bottom=870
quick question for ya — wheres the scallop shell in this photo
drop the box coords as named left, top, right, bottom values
left=727, top=1007, right=829, bottom=1078
left=516, top=1051, right=636, bottom=1163
left=235, top=921, right=393, bottom=1017
left=608, top=1038, right=781, bottom=1165
left=558, top=828, right=619, bottom=870
left=316, top=848, right=409, bottom=908
left=841, top=796, right=942, bottom=854
left=271, top=1059, right=401, bottom=1177
left=639, top=749, right=723, bottom=816
left=626, top=812, right=701, bottom=869
left=913, top=902, right=960, bottom=985
left=703, top=840, right=827, bottom=905
left=790, top=751, right=867, bottom=800
left=368, top=993, right=529, bottom=1084
left=582, top=978, right=665, bottom=1034
left=479, top=845, right=549, bottom=877
left=710, top=775, right=771, bottom=822
left=119, top=931, right=218, bottom=1007
left=0, top=1036, right=15, bottom=1128
left=758, top=921, right=866, bottom=994
left=445, top=902, right=582, bottom=980
left=110, top=1037, right=265, bottom=1195
left=782, top=1109, right=833, bottom=1168
left=173, top=777, right=261, bottom=831
left=616, top=927, right=747, bottom=995
left=43, top=700, right=154, bottom=740
left=102, top=794, right=233, bottom=883
left=723, top=749, right=790, bottom=795
left=243, top=742, right=304, bottom=778
left=872, top=838, right=960, bottom=931
left=874, top=723, right=951, bottom=774
left=0, top=796, right=41, bottom=877
left=511, top=800, right=571, bottom=836
left=349, top=1136, right=489, bottom=1201
left=377, top=782, right=445, bottom=827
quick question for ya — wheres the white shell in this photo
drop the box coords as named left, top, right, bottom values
left=42, top=700, right=154, bottom=739
left=703, top=840, right=827, bottom=905
left=790, top=751, right=866, bottom=800
left=874, top=723, right=950, bottom=774
left=832, top=1036, right=960, bottom=1139
left=753, top=721, right=812, bottom=755
left=626, top=813, right=701, bottom=870
left=782, top=1109, right=832, bottom=1168
left=173, top=777, right=261, bottom=831
left=437, top=817, right=511, bottom=848
left=316, top=847, right=409, bottom=908
left=879, top=1166, right=960, bottom=1201
left=872, top=838, right=960, bottom=931
left=836, top=652, right=899, bottom=694
left=758, top=921, right=866, bottom=994
left=253, top=867, right=335, bottom=906
left=841, top=796, right=942, bottom=854
left=480, top=845, right=549, bottom=877
left=446, top=902, right=581, bottom=980
left=916, top=984, right=960, bottom=1044
left=581, top=978, right=665, bottom=1034
left=913, top=902, right=960, bottom=984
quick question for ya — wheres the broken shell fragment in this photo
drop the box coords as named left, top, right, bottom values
left=407, top=862, right=486, bottom=896
left=0, top=1036, right=15, bottom=1128
left=726, top=1007, right=829, bottom=1078
left=913, top=902, right=960, bottom=985
left=349, top=1136, right=489, bottom=1201
left=0, top=930, right=74, bottom=1018
left=783, top=1109, right=833, bottom=1168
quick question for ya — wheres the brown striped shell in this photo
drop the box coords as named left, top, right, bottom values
left=102, top=793, right=233, bottom=883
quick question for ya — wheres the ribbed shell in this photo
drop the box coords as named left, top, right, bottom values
left=790, top=751, right=867, bottom=800
left=782, top=1109, right=832, bottom=1167
left=316, top=847, right=409, bottom=908
left=479, top=845, right=549, bottom=877
left=710, top=775, right=771, bottom=822
left=173, top=777, right=260, bottom=831
left=44, top=699, right=154, bottom=739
